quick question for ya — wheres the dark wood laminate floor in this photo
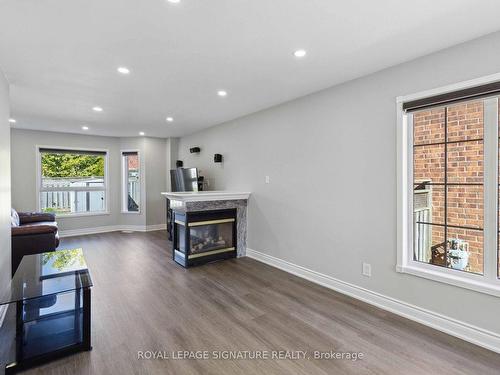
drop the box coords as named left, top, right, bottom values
left=3, top=230, right=500, bottom=374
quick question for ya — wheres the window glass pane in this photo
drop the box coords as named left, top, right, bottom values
left=446, top=227, right=483, bottom=275
left=413, top=144, right=445, bottom=184
left=447, top=101, right=483, bottom=143
left=412, top=99, right=485, bottom=276
left=40, top=150, right=106, bottom=215
left=413, top=108, right=445, bottom=145
left=447, top=186, right=483, bottom=229
left=414, top=225, right=484, bottom=274
left=414, top=224, right=445, bottom=266
left=447, top=140, right=483, bottom=184
left=40, top=191, right=105, bottom=215
left=413, top=185, right=444, bottom=225
left=123, top=154, right=140, bottom=212
left=41, top=152, right=105, bottom=188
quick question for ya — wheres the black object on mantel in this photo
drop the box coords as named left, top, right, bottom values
left=214, top=154, right=223, bottom=163
left=197, top=176, right=204, bottom=191
left=176, top=160, right=183, bottom=168
left=190, top=147, right=201, bottom=153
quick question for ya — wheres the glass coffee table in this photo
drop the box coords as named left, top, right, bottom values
left=0, top=249, right=93, bottom=374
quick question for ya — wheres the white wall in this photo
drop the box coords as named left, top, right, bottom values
left=178, top=31, right=500, bottom=335
left=0, top=70, right=10, bottom=288
left=10, top=129, right=170, bottom=231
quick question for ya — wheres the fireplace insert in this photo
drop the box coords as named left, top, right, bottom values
left=173, top=208, right=237, bottom=267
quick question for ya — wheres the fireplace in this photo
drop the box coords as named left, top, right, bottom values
left=173, top=208, right=237, bottom=267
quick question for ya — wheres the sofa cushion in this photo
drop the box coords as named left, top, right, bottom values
left=23, top=221, right=58, bottom=229
left=18, top=212, right=56, bottom=225
left=12, top=224, right=58, bottom=236
left=11, top=208, right=20, bottom=227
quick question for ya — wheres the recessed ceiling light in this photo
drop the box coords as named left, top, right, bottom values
left=217, top=90, right=228, bottom=97
left=82, top=126, right=89, bottom=130
left=167, top=0, right=181, bottom=3
left=294, top=49, right=307, bottom=58
left=166, top=117, right=174, bottom=122
left=8, top=118, right=16, bottom=123
left=139, top=131, right=145, bottom=136
left=92, top=106, right=103, bottom=112
left=117, top=66, right=130, bottom=75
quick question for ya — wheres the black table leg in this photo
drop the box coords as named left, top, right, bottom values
left=82, top=287, right=92, bottom=351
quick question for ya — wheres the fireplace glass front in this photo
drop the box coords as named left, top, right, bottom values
left=173, top=208, right=237, bottom=267
left=190, top=221, right=234, bottom=255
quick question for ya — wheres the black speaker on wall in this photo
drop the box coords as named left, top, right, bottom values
left=214, top=154, right=223, bottom=163
left=176, top=160, right=183, bottom=168
left=190, top=147, right=201, bottom=154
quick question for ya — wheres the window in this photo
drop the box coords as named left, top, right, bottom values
left=38, top=148, right=108, bottom=216
left=121, top=151, right=140, bottom=213
left=397, top=77, right=500, bottom=297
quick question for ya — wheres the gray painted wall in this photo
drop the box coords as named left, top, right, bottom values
left=165, top=138, right=179, bottom=193
left=10, top=129, right=169, bottom=231
left=145, top=137, right=167, bottom=226
left=177, top=31, right=500, bottom=335
left=0, top=71, right=10, bottom=289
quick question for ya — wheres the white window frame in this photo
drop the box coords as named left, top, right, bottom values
left=396, top=73, right=500, bottom=298
left=36, top=145, right=110, bottom=218
left=121, top=149, right=141, bottom=214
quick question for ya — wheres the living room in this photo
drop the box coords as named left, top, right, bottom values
left=1, top=1, right=500, bottom=374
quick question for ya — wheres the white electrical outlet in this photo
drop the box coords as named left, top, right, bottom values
left=362, top=263, right=372, bottom=277
left=265, top=176, right=270, bottom=184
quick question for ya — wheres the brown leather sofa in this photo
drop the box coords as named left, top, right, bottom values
left=11, top=209, right=60, bottom=276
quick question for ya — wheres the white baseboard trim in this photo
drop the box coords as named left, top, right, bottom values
left=246, top=248, right=500, bottom=354
left=145, top=224, right=168, bottom=232
left=60, top=224, right=167, bottom=238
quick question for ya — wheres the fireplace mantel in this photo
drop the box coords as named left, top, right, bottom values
left=161, top=191, right=251, bottom=202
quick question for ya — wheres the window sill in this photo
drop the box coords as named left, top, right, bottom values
left=121, top=211, right=141, bottom=215
left=396, top=264, right=500, bottom=298
left=56, top=211, right=111, bottom=219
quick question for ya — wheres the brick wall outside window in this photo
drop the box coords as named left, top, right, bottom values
left=413, top=102, right=484, bottom=274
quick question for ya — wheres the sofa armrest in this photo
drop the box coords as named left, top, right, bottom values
left=12, top=225, right=58, bottom=236
left=11, top=230, right=58, bottom=276
left=18, top=212, right=56, bottom=224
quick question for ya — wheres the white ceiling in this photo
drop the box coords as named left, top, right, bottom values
left=1, top=0, right=500, bottom=138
